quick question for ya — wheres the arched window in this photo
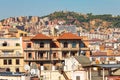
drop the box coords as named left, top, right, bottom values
left=3, top=41, right=7, bottom=46
left=40, top=42, right=44, bottom=48
left=6, top=68, right=10, bottom=72
left=64, top=42, right=68, bottom=48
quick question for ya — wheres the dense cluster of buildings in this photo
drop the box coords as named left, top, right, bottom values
left=0, top=20, right=120, bottom=80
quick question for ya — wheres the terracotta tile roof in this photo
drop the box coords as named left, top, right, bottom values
left=89, top=38, right=103, bottom=42
left=57, top=32, right=81, bottom=40
left=31, top=33, right=52, bottom=40
left=92, top=51, right=107, bottom=56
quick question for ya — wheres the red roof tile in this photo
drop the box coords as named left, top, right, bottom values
left=31, top=33, right=52, bottom=40
left=57, top=32, right=81, bottom=40
left=90, top=38, right=103, bottom=42
left=92, top=51, right=107, bottom=56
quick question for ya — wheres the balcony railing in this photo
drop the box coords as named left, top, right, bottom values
left=24, top=57, right=49, bottom=61
left=24, top=47, right=50, bottom=51
left=0, top=54, right=23, bottom=57
left=24, top=47, right=90, bottom=51
left=80, top=47, right=90, bottom=50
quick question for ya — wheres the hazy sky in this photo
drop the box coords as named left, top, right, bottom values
left=0, top=0, right=120, bottom=20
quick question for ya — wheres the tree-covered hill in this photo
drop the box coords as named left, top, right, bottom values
left=43, top=11, right=120, bottom=28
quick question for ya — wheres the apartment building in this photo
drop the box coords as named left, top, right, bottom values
left=0, top=37, right=24, bottom=72
left=0, top=27, right=27, bottom=38
left=23, top=32, right=90, bottom=71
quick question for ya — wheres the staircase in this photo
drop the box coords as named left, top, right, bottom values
left=59, top=68, right=71, bottom=80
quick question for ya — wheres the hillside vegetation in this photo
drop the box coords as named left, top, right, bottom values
left=43, top=11, right=120, bottom=28
left=0, top=11, right=120, bottom=33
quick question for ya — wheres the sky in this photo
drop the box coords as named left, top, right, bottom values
left=0, top=0, right=120, bottom=20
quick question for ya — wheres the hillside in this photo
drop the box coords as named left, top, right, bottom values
left=44, top=11, right=120, bottom=28
left=0, top=11, right=120, bottom=34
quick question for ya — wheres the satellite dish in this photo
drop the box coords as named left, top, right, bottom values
left=55, top=25, right=59, bottom=30
left=30, top=69, right=36, bottom=75
left=24, top=64, right=30, bottom=71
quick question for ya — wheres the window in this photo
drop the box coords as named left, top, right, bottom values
left=28, top=53, right=32, bottom=58
left=16, top=43, right=20, bottom=46
left=64, top=42, right=68, bottom=48
left=71, top=52, right=76, bottom=56
left=16, top=68, right=19, bottom=72
left=3, top=59, right=7, bottom=65
left=76, top=76, right=80, bottom=80
left=6, top=68, right=10, bottom=72
left=79, top=42, right=85, bottom=48
left=29, top=62, right=31, bottom=66
left=38, top=52, right=43, bottom=58
left=24, top=34, right=27, bottom=37
left=20, top=33, right=23, bottom=37
left=53, top=53, right=57, bottom=58
left=62, top=52, right=68, bottom=58
left=40, top=42, right=44, bottom=48
left=8, top=59, right=12, bottom=65
left=27, top=43, right=31, bottom=48
left=92, top=58, right=96, bottom=61
left=72, top=42, right=76, bottom=48
left=3, top=59, right=12, bottom=65
left=40, top=53, right=43, bottom=58
left=16, top=59, right=20, bottom=65
left=2, top=41, right=7, bottom=46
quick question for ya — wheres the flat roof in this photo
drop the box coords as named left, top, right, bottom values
left=93, top=64, right=120, bottom=68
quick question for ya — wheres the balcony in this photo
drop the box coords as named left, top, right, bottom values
left=0, top=54, right=23, bottom=58
left=51, top=57, right=59, bottom=60
left=51, top=48, right=61, bottom=51
left=24, top=57, right=49, bottom=61
left=0, top=46, right=21, bottom=51
left=24, top=47, right=35, bottom=51
left=61, top=48, right=79, bottom=51
left=61, top=47, right=90, bottom=51
left=35, top=48, right=50, bottom=51
left=24, top=47, right=50, bottom=51
left=80, top=47, right=90, bottom=50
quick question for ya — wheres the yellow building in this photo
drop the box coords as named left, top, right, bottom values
left=0, top=28, right=27, bottom=38
left=0, top=37, right=24, bottom=72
